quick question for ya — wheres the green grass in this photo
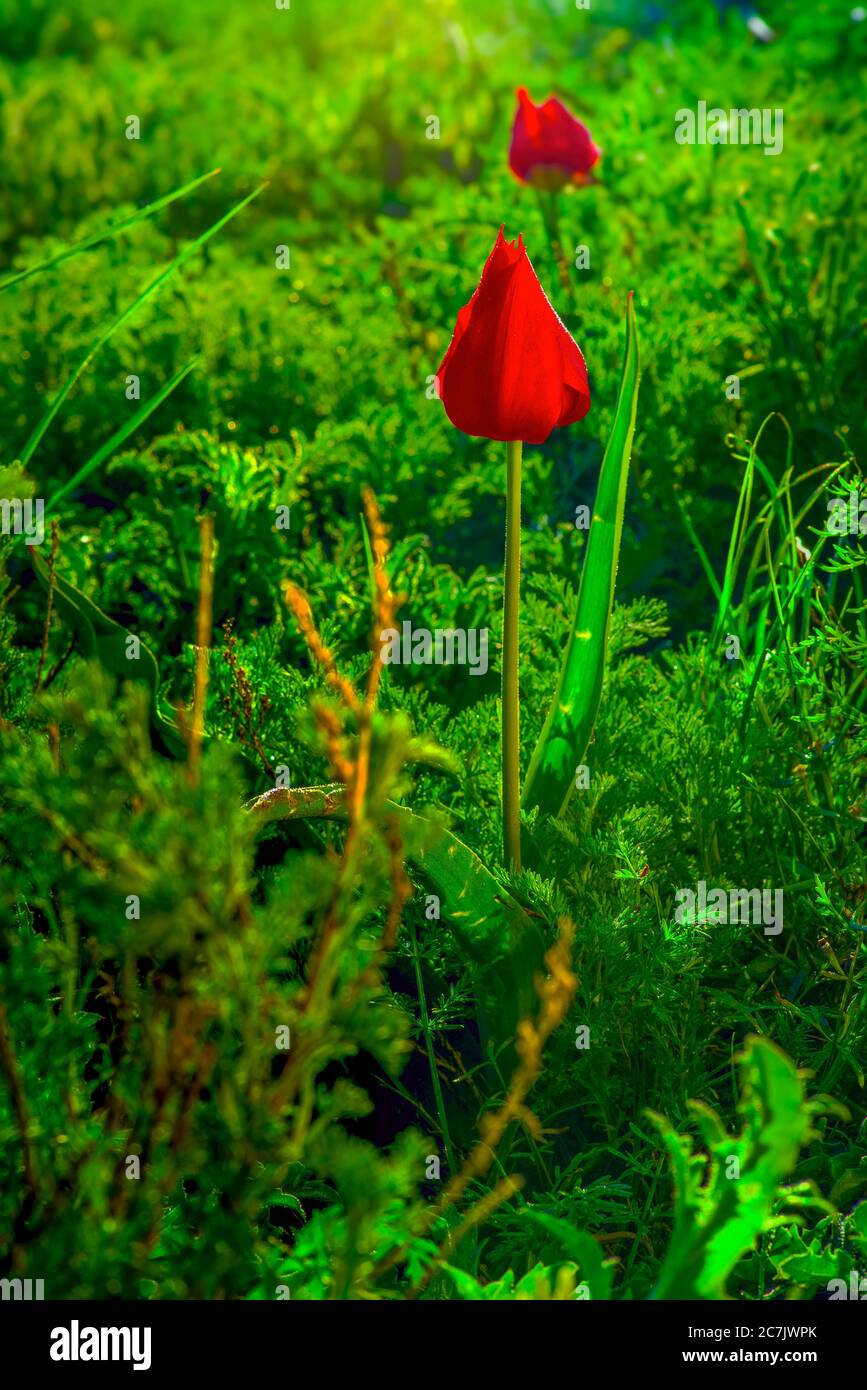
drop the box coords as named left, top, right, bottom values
left=0, top=0, right=865, bottom=1301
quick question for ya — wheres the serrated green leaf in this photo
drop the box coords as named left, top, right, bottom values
left=648, top=1036, right=811, bottom=1300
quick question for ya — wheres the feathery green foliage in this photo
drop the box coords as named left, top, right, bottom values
left=1, top=0, right=865, bottom=1302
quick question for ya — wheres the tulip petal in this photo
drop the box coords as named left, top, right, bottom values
left=436, top=229, right=590, bottom=444
left=509, top=86, right=601, bottom=188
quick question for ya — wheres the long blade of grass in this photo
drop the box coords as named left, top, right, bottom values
left=16, top=182, right=268, bottom=470
left=359, top=510, right=377, bottom=607
left=735, top=198, right=775, bottom=301
left=522, top=292, right=640, bottom=821
left=0, top=167, right=223, bottom=294
left=738, top=531, right=833, bottom=747
left=710, top=416, right=771, bottom=652
left=738, top=460, right=843, bottom=661
left=675, top=491, right=722, bottom=602
left=44, top=354, right=202, bottom=516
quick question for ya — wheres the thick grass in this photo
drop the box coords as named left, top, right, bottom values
left=0, top=0, right=865, bottom=1300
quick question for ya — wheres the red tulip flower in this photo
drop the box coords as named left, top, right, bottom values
left=436, top=229, right=592, bottom=872
left=509, top=87, right=601, bottom=190
left=435, top=228, right=590, bottom=446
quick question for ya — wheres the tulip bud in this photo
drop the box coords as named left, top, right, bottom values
left=435, top=228, right=591, bottom=445
left=509, top=87, right=601, bottom=190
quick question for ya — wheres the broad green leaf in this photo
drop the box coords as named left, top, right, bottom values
left=523, top=293, right=640, bottom=821
left=773, top=1238, right=851, bottom=1287
left=441, top=1265, right=515, bottom=1300
left=246, top=786, right=546, bottom=1059
left=512, top=1262, right=581, bottom=1300
left=521, top=1210, right=614, bottom=1298
left=442, top=1261, right=582, bottom=1300
left=392, top=803, right=546, bottom=1056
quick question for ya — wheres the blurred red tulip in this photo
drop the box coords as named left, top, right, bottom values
left=509, top=87, right=601, bottom=190
left=435, top=228, right=591, bottom=444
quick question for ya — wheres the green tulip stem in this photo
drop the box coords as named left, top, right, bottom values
left=538, top=189, right=572, bottom=297
left=502, top=439, right=523, bottom=872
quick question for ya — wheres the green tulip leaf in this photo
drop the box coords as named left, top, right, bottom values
left=246, top=786, right=547, bottom=1060
left=392, top=802, right=546, bottom=1058
left=523, top=293, right=640, bottom=821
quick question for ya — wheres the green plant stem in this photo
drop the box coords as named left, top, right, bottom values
left=503, top=439, right=523, bottom=871
left=537, top=189, right=571, bottom=296
left=408, top=921, right=457, bottom=1178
